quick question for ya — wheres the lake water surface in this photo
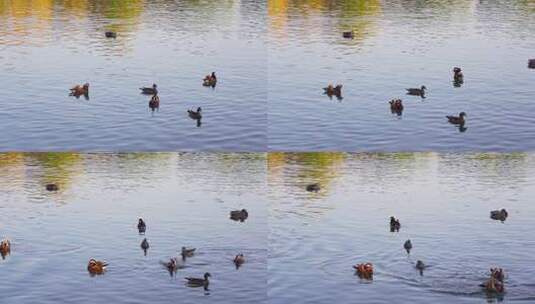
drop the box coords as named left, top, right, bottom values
left=0, top=1, right=266, bottom=151
left=0, top=153, right=267, bottom=304
left=268, top=152, right=535, bottom=303
left=268, top=1, right=535, bottom=151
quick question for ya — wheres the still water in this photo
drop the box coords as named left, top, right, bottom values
left=0, top=1, right=266, bottom=151
left=0, top=153, right=267, bottom=304
left=269, top=153, right=535, bottom=303
left=268, top=0, right=535, bottom=151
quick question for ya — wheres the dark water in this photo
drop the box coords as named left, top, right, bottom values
left=0, top=153, right=267, bottom=304
left=268, top=0, right=535, bottom=151
left=268, top=152, right=535, bottom=303
left=0, top=1, right=266, bottom=151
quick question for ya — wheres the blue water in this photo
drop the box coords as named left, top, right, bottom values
left=268, top=0, right=535, bottom=151
left=268, top=152, right=535, bottom=303
left=0, top=1, right=266, bottom=151
left=0, top=153, right=267, bottom=304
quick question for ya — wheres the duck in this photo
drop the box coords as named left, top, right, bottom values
left=404, top=239, right=412, bottom=254
left=105, top=31, right=117, bottom=38
left=446, top=112, right=467, bottom=125
left=306, top=183, right=320, bottom=192
left=185, top=272, right=211, bottom=288
left=141, top=238, right=150, bottom=255
left=528, top=59, right=535, bottom=69
left=203, top=72, right=217, bottom=87
left=453, top=67, right=464, bottom=83
left=181, top=247, right=196, bottom=259
left=140, top=84, right=158, bottom=95
left=137, top=218, right=146, bottom=234
left=87, top=259, right=108, bottom=275
left=389, top=99, right=403, bottom=115
left=46, top=183, right=59, bottom=191
left=342, top=31, right=354, bottom=39
left=416, top=260, right=426, bottom=270
left=390, top=216, right=401, bottom=232
left=234, top=254, right=245, bottom=268
left=323, top=84, right=343, bottom=98
left=0, top=239, right=11, bottom=258
left=230, top=209, right=249, bottom=222
left=490, top=209, right=508, bottom=221
left=353, top=263, right=373, bottom=279
left=70, top=83, right=89, bottom=97
left=149, top=94, right=160, bottom=110
left=406, top=85, right=426, bottom=97
left=482, top=268, right=505, bottom=293
left=187, top=107, right=202, bottom=120
left=161, top=258, right=179, bottom=274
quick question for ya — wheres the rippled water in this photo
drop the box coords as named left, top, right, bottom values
left=268, top=0, right=535, bottom=151
left=0, top=153, right=267, bottom=304
left=0, top=1, right=266, bottom=151
left=268, top=152, right=535, bottom=303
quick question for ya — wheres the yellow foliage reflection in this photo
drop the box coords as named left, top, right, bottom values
left=268, top=0, right=382, bottom=44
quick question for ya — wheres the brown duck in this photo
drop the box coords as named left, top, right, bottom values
left=203, top=72, right=217, bottom=87
left=0, top=239, right=11, bottom=259
left=87, top=259, right=108, bottom=275
left=446, top=112, right=467, bottom=125
left=70, top=83, right=89, bottom=97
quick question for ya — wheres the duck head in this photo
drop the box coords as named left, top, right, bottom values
left=420, top=85, right=427, bottom=91
left=197, top=107, right=202, bottom=113
left=459, top=112, right=467, bottom=117
left=204, top=272, right=211, bottom=279
left=152, top=84, right=157, bottom=89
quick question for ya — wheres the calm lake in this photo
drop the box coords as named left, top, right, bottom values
left=0, top=1, right=266, bottom=151
left=269, top=152, right=535, bottom=303
left=268, top=1, right=535, bottom=151
left=0, top=153, right=267, bottom=304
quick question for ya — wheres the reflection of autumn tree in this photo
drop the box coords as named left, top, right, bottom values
left=268, top=0, right=382, bottom=43
left=439, top=153, right=531, bottom=188
left=0, top=0, right=144, bottom=49
left=0, top=153, right=265, bottom=204
left=25, top=153, right=83, bottom=196
left=269, top=152, right=346, bottom=196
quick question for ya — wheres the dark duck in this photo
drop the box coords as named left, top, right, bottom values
left=406, top=85, right=426, bottom=97
left=140, top=84, right=158, bottom=95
